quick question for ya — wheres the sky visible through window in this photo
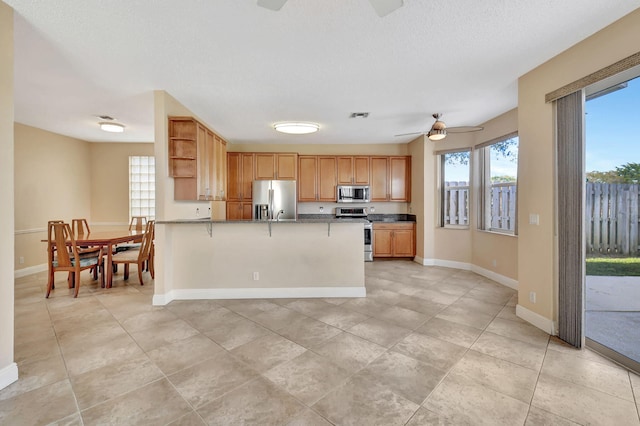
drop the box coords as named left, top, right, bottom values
left=586, top=75, right=640, bottom=173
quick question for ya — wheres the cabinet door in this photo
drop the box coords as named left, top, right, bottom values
left=241, top=153, right=254, bottom=200
left=370, top=157, right=389, bottom=201
left=389, top=156, right=411, bottom=202
left=337, top=157, right=354, bottom=184
left=298, top=156, right=318, bottom=201
left=254, top=153, right=275, bottom=180
left=226, top=153, right=242, bottom=201
left=226, top=201, right=253, bottom=220
left=214, top=135, right=227, bottom=200
left=373, top=229, right=393, bottom=257
left=318, top=156, right=337, bottom=201
left=393, top=228, right=415, bottom=257
left=276, top=154, right=297, bottom=180
left=198, top=128, right=215, bottom=200
left=353, top=156, right=370, bottom=184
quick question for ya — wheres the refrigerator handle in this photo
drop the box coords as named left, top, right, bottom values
left=268, top=188, right=274, bottom=220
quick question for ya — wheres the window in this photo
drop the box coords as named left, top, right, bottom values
left=129, top=156, right=155, bottom=221
left=439, top=150, right=471, bottom=227
left=478, top=134, right=518, bottom=233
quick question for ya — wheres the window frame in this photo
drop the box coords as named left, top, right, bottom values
left=476, top=132, right=519, bottom=235
left=437, top=148, right=472, bottom=229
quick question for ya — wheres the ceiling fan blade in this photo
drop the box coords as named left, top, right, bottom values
left=369, top=0, right=404, bottom=17
left=446, top=126, right=484, bottom=133
left=257, top=0, right=288, bottom=11
left=394, top=131, right=425, bottom=137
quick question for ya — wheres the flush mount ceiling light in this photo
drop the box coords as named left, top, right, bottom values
left=273, top=122, right=319, bottom=135
left=99, top=122, right=125, bottom=133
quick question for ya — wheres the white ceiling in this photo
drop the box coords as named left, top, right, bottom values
left=6, top=0, right=639, bottom=144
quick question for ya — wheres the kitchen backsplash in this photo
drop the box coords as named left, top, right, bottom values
left=297, top=202, right=409, bottom=215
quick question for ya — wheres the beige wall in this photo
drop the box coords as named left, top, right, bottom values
left=90, top=142, right=154, bottom=223
left=0, top=0, right=17, bottom=390
left=14, top=124, right=92, bottom=269
left=14, top=123, right=154, bottom=270
left=518, top=9, right=640, bottom=326
left=228, top=143, right=409, bottom=156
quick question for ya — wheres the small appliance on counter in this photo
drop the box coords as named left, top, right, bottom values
left=252, top=180, right=297, bottom=221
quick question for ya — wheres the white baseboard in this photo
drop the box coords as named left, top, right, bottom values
left=516, top=304, right=557, bottom=335
left=153, top=286, right=367, bottom=306
left=471, top=265, right=518, bottom=290
left=415, top=258, right=472, bottom=270
left=14, top=263, right=47, bottom=279
left=0, top=363, right=18, bottom=391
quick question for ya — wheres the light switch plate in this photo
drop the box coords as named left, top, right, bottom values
left=529, top=213, right=539, bottom=225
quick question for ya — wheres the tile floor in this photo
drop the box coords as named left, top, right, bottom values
left=2, top=260, right=640, bottom=425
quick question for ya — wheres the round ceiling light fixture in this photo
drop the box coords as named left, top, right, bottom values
left=274, top=121, right=319, bottom=135
left=99, top=122, right=125, bottom=133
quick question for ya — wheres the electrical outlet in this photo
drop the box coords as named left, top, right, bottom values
left=319, top=206, right=324, bottom=212
left=529, top=291, right=536, bottom=303
left=253, top=272, right=259, bottom=281
left=19, top=256, right=24, bottom=264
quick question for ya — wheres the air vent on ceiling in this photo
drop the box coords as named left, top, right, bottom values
left=350, top=112, right=369, bottom=118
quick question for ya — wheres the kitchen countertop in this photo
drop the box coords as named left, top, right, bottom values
left=157, top=218, right=370, bottom=224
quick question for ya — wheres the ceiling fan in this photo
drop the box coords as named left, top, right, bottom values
left=396, top=113, right=484, bottom=141
left=257, top=0, right=404, bottom=17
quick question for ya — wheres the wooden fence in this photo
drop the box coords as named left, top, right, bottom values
left=586, top=183, right=639, bottom=255
left=443, top=181, right=516, bottom=232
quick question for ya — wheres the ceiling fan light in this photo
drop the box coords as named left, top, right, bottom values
left=99, top=122, right=125, bottom=133
left=428, top=129, right=446, bottom=141
left=274, top=122, right=319, bottom=135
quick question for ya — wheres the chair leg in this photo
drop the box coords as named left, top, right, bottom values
left=46, top=269, right=54, bottom=298
left=124, top=264, right=129, bottom=280
left=92, top=266, right=98, bottom=280
left=137, top=263, right=145, bottom=286
left=149, top=256, right=155, bottom=279
left=73, top=270, right=81, bottom=298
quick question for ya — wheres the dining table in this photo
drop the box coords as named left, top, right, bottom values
left=46, top=228, right=145, bottom=289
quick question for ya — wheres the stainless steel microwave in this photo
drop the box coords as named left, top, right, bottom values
left=337, top=185, right=370, bottom=203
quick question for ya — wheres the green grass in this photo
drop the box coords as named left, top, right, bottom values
left=585, top=256, right=640, bottom=276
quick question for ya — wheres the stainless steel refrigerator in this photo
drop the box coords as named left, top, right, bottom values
left=252, top=180, right=297, bottom=221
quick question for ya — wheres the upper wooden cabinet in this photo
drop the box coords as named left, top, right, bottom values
left=298, top=155, right=337, bottom=202
left=168, top=116, right=228, bottom=201
left=370, top=156, right=411, bottom=202
left=254, top=153, right=297, bottom=180
left=226, top=152, right=254, bottom=202
left=337, top=156, right=369, bottom=185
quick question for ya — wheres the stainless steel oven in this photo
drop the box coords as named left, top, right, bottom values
left=335, top=207, right=373, bottom=262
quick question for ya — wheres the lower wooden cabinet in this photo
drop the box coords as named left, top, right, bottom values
left=373, top=222, right=415, bottom=258
left=226, top=201, right=253, bottom=220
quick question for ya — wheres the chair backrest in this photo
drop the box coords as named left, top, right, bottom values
left=48, top=222, right=77, bottom=268
left=71, top=218, right=90, bottom=237
left=129, top=216, right=147, bottom=231
left=137, top=220, right=155, bottom=261
left=47, top=220, right=65, bottom=256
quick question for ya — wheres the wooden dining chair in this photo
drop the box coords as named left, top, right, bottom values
left=47, top=222, right=103, bottom=298
left=111, top=220, right=154, bottom=286
left=129, top=216, right=147, bottom=232
left=71, top=218, right=102, bottom=280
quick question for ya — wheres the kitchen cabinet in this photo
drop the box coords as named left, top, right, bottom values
left=369, top=156, right=411, bottom=202
left=226, top=152, right=255, bottom=220
left=255, top=153, right=297, bottom=180
left=337, top=156, right=369, bottom=185
left=298, top=155, right=337, bottom=202
left=226, top=201, right=253, bottom=220
left=214, top=134, right=227, bottom=200
left=168, top=116, right=228, bottom=201
left=373, top=222, right=415, bottom=258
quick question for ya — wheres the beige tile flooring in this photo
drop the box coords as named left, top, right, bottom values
left=2, top=260, right=640, bottom=425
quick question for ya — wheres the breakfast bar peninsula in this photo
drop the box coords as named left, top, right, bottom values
left=152, top=218, right=366, bottom=306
